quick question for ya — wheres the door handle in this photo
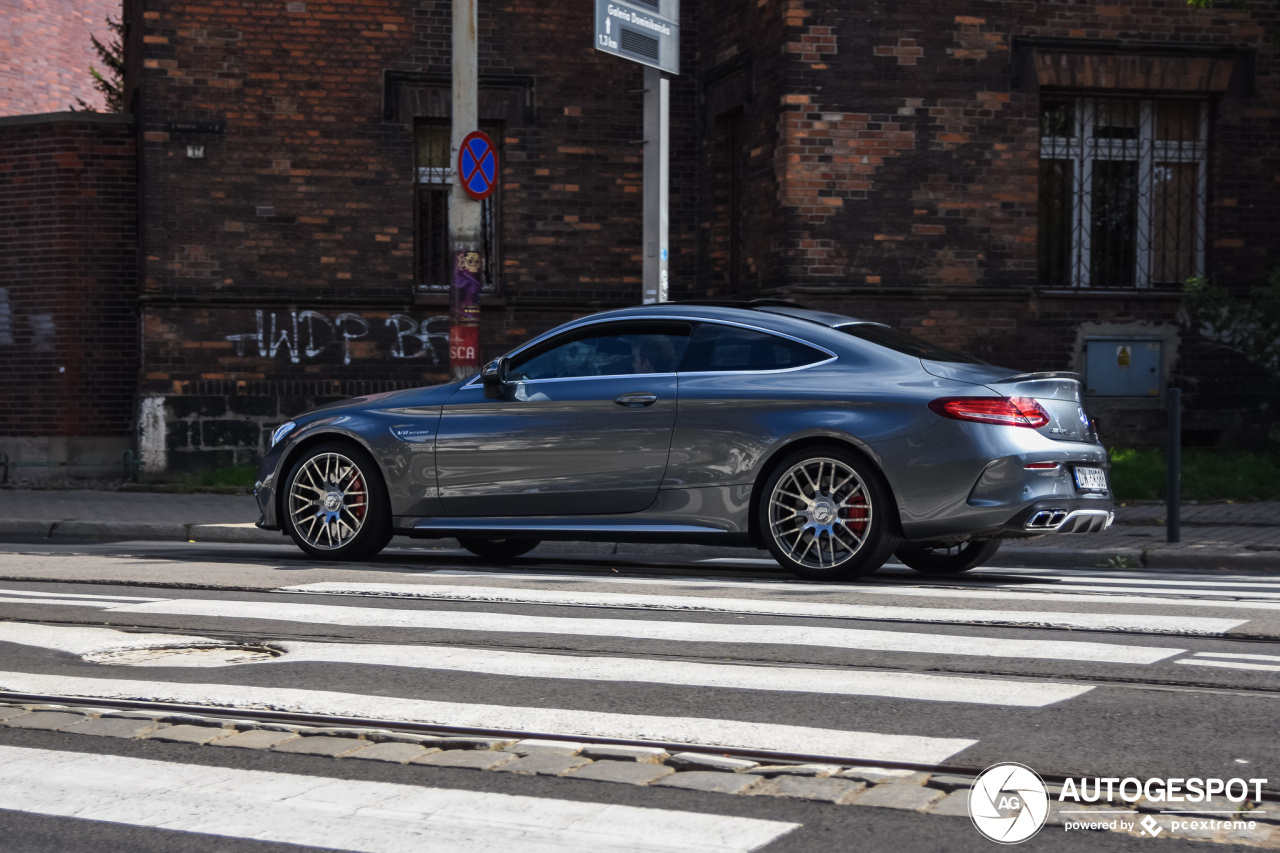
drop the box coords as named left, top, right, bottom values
left=615, top=393, right=659, bottom=407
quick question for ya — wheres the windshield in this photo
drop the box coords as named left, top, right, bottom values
left=839, top=324, right=985, bottom=364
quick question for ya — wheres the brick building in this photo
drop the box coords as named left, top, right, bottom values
left=1, top=0, right=121, bottom=115
left=0, top=112, right=138, bottom=479
left=2, top=0, right=1276, bottom=475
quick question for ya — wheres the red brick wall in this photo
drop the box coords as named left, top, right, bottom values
left=694, top=0, right=1279, bottom=445
left=0, top=114, right=138, bottom=437
left=752, top=0, right=1280, bottom=292
left=0, top=0, right=121, bottom=115
left=125, top=0, right=1277, bottom=462
left=133, top=0, right=701, bottom=395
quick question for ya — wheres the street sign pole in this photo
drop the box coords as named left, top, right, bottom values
left=642, top=66, right=669, bottom=304
left=449, top=0, right=482, bottom=380
left=594, top=0, right=678, bottom=305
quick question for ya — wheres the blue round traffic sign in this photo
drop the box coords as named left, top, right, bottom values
left=458, top=130, right=498, bottom=201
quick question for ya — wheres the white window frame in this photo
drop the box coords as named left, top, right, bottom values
left=1040, top=97, right=1208, bottom=289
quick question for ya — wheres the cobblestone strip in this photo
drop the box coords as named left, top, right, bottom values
left=2, top=701, right=1277, bottom=847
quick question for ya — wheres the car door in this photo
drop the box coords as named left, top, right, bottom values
left=434, top=320, right=692, bottom=517
left=663, top=321, right=836, bottom=488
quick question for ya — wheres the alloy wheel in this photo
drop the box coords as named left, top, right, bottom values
left=767, top=456, right=871, bottom=570
left=287, top=451, right=369, bottom=550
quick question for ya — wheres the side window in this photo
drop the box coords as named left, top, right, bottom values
left=679, top=324, right=829, bottom=373
left=509, top=322, right=692, bottom=381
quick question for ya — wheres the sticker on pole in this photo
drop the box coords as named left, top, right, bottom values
left=458, top=131, right=498, bottom=201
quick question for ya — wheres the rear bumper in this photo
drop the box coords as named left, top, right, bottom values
left=1002, top=498, right=1114, bottom=536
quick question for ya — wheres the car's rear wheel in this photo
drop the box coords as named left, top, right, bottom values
left=458, top=538, right=541, bottom=560
left=758, top=446, right=899, bottom=581
left=282, top=441, right=392, bottom=560
left=895, top=538, right=1001, bottom=574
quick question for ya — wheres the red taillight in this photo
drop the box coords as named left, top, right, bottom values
left=928, top=396, right=1051, bottom=429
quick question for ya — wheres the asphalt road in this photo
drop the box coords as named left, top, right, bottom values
left=0, top=538, right=1277, bottom=852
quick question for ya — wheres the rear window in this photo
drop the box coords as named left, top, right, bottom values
left=679, top=323, right=829, bottom=372
left=840, top=324, right=984, bottom=364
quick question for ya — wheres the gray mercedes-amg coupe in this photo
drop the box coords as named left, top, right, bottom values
left=254, top=301, right=1113, bottom=580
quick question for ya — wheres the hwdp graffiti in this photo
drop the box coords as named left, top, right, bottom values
left=225, top=310, right=451, bottom=365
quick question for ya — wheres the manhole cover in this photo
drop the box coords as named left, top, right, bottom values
left=84, top=645, right=281, bottom=668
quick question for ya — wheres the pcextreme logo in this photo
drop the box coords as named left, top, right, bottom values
left=969, top=763, right=1051, bottom=844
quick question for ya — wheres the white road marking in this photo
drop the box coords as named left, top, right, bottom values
left=0, top=597, right=113, bottom=607
left=0, top=745, right=798, bottom=853
left=0, top=623, right=1093, bottom=708
left=417, top=569, right=1280, bottom=596
left=1192, top=651, right=1280, bottom=662
left=1016, top=577, right=1280, bottom=591
left=0, top=672, right=977, bottom=762
left=281, top=581, right=1254, bottom=632
left=276, top=642, right=1092, bottom=707
left=0, top=588, right=165, bottom=602
left=1175, top=660, right=1280, bottom=673
left=3, top=594, right=1202, bottom=653
left=1011, top=584, right=1280, bottom=600
left=418, top=569, right=838, bottom=593
left=0, top=622, right=221, bottom=656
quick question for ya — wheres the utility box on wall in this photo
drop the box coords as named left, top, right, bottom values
left=1084, top=338, right=1163, bottom=397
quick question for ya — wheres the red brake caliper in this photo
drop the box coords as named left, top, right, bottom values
left=840, top=494, right=869, bottom=536
left=350, top=473, right=367, bottom=521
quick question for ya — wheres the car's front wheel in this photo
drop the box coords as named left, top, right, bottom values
left=895, top=538, right=1001, bottom=574
left=758, top=446, right=899, bottom=581
left=458, top=538, right=541, bottom=560
left=281, top=441, right=393, bottom=560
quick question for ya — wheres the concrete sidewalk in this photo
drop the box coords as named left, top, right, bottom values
left=0, top=487, right=1275, bottom=572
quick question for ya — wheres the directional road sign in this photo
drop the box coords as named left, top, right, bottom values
left=594, top=0, right=680, bottom=75
left=458, top=130, right=498, bottom=201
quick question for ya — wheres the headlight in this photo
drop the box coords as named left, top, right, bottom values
left=271, top=421, right=297, bottom=447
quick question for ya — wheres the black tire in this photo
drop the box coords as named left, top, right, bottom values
left=757, top=445, right=900, bottom=581
left=895, top=538, right=1002, bottom=574
left=458, top=538, right=541, bottom=560
left=280, top=441, right=393, bottom=561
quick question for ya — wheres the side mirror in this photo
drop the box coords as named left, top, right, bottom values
left=481, top=356, right=509, bottom=399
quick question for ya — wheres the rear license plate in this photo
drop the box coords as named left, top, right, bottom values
left=1074, top=466, right=1108, bottom=491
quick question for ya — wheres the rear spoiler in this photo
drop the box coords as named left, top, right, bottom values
left=992, top=371, right=1081, bottom=384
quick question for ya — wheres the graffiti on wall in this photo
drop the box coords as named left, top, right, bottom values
left=0, top=289, right=56, bottom=350
left=225, top=310, right=451, bottom=365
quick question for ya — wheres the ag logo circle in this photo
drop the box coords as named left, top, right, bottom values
left=968, top=763, right=1050, bottom=844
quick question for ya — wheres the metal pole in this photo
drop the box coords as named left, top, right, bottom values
left=1166, top=387, right=1181, bottom=544
left=449, top=0, right=482, bottom=380
left=642, top=66, right=669, bottom=304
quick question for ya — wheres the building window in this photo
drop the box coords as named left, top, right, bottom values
left=1038, top=97, right=1208, bottom=289
left=415, top=121, right=501, bottom=294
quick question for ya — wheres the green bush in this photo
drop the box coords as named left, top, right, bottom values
left=1108, top=447, right=1280, bottom=501
left=177, top=463, right=258, bottom=492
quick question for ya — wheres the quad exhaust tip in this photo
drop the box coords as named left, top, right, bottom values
left=1025, top=509, right=1113, bottom=533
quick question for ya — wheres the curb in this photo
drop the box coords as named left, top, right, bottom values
left=0, top=518, right=1275, bottom=573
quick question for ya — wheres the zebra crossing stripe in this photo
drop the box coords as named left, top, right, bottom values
left=1191, top=651, right=1280, bottom=662
left=0, top=671, right=978, bottom=763
left=1011, top=583, right=1280, bottom=600
left=0, top=623, right=1092, bottom=708
left=0, top=588, right=165, bottom=602
left=278, top=582, right=1251, bottom=633
left=1013, top=577, right=1280, bottom=591
left=1176, top=651, right=1280, bottom=673
left=7, top=594, right=1203, bottom=654
left=1175, top=659, right=1280, bottom=673
left=0, top=745, right=798, bottom=853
